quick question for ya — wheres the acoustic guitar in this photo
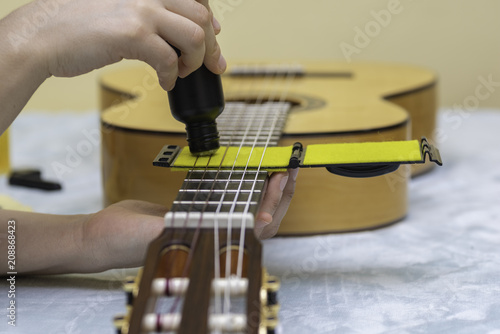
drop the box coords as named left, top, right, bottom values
left=100, top=61, right=437, bottom=235
left=106, top=63, right=438, bottom=333
left=113, top=197, right=280, bottom=333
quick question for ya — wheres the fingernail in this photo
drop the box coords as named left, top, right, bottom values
left=280, top=174, right=289, bottom=191
left=218, top=53, right=227, bottom=72
left=289, top=168, right=299, bottom=181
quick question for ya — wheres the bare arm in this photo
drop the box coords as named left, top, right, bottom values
left=0, top=201, right=166, bottom=275
left=0, top=18, right=48, bottom=134
left=0, top=167, right=297, bottom=275
left=0, top=0, right=225, bottom=135
left=0, top=0, right=297, bottom=275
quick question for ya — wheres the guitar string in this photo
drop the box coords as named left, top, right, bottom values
left=220, top=72, right=286, bottom=313
left=159, top=155, right=199, bottom=299
left=235, top=67, right=297, bottom=279
left=171, top=72, right=261, bottom=318
left=224, top=66, right=297, bottom=317
left=162, top=69, right=256, bottom=318
left=180, top=65, right=278, bottom=313
left=153, top=65, right=292, bottom=329
left=216, top=65, right=297, bottom=317
left=164, top=153, right=211, bottom=314
left=210, top=67, right=281, bottom=317
left=166, top=66, right=275, bottom=323
left=161, top=70, right=251, bottom=317
left=222, top=82, right=283, bottom=316
left=212, top=70, right=265, bottom=318
left=162, top=119, right=241, bottom=315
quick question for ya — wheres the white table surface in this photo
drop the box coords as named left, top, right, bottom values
left=1, top=109, right=500, bottom=334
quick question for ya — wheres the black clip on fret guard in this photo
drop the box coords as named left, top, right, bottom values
left=288, top=142, right=304, bottom=169
left=153, top=145, right=182, bottom=168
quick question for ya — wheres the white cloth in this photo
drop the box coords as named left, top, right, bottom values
left=1, top=109, right=500, bottom=334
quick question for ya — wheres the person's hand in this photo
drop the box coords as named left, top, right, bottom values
left=80, top=200, right=167, bottom=271
left=254, top=168, right=298, bottom=239
left=1, top=170, right=297, bottom=275
left=6, top=0, right=225, bottom=90
left=82, top=169, right=297, bottom=271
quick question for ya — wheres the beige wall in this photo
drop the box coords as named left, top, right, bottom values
left=2, top=0, right=499, bottom=111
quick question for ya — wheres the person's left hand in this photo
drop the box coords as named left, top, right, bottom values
left=254, top=168, right=298, bottom=239
left=81, top=169, right=298, bottom=271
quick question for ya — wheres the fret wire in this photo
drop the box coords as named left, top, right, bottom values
left=220, top=132, right=283, bottom=135
left=170, top=102, right=292, bottom=219
left=180, top=183, right=265, bottom=191
left=219, top=142, right=281, bottom=146
left=171, top=102, right=291, bottom=213
left=179, top=189, right=262, bottom=193
left=184, top=172, right=267, bottom=180
left=187, top=170, right=265, bottom=175
left=220, top=136, right=281, bottom=141
left=174, top=201, right=259, bottom=206
left=174, top=193, right=261, bottom=204
left=182, top=179, right=266, bottom=183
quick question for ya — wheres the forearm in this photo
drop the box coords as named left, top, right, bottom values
left=0, top=200, right=168, bottom=275
left=0, top=210, right=90, bottom=275
left=0, top=0, right=227, bottom=135
left=0, top=4, right=49, bottom=134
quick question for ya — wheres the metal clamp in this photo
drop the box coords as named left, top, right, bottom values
left=288, top=142, right=305, bottom=169
left=421, top=137, right=443, bottom=166
left=153, top=145, right=182, bottom=167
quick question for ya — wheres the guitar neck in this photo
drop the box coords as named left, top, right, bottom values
left=217, top=102, right=290, bottom=147
left=120, top=102, right=291, bottom=334
left=168, top=170, right=268, bottom=223
left=166, top=101, right=292, bottom=227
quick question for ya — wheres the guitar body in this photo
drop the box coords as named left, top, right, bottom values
left=100, top=62, right=436, bottom=235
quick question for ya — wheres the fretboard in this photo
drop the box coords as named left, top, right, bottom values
left=166, top=102, right=291, bottom=228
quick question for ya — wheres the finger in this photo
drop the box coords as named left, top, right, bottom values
left=193, top=0, right=221, bottom=34
left=124, top=33, right=179, bottom=91
left=259, top=168, right=298, bottom=239
left=191, top=0, right=226, bottom=73
left=161, top=0, right=225, bottom=75
left=194, top=0, right=226, bottom=74
left=213, top=16, right=221, bottom=35
left=254, top=171, right=289, bottom=238
left=155, top=9, right=206, bottom=78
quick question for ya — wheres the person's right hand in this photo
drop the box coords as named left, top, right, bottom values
left=4, top=0, right=225, bottom=90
